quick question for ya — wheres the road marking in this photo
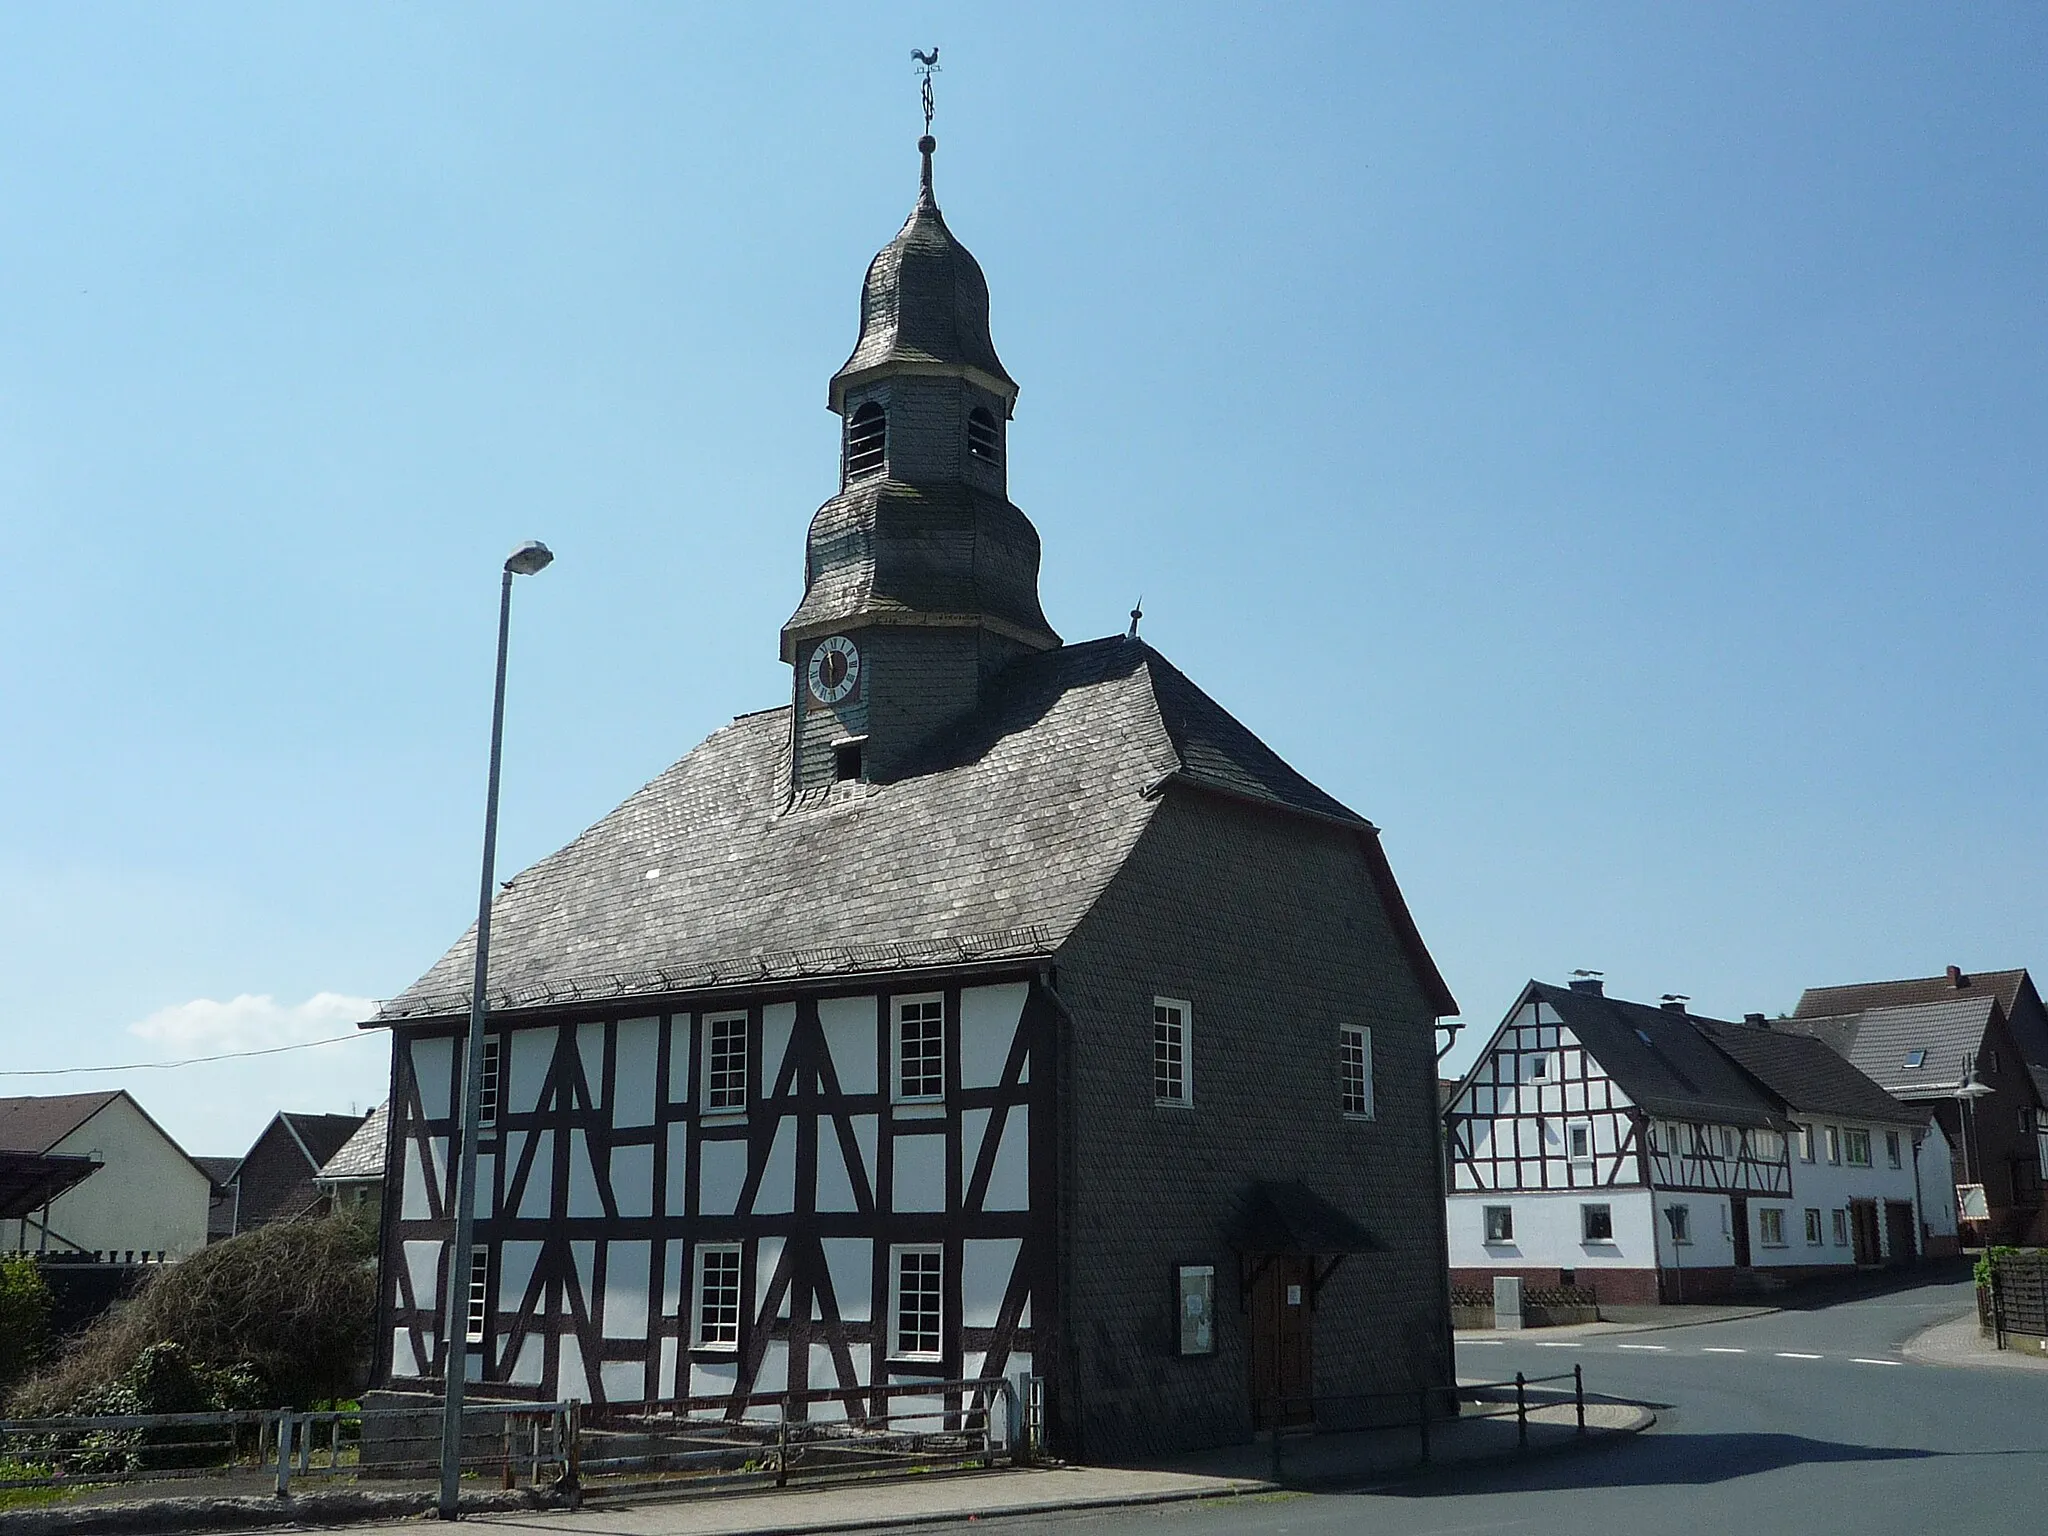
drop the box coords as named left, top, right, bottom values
left=1465, top=1339, right=1505, bottom=1345
left=1701, top=1347, right=1746, bottom=1353
left=1531, top=1341, right=1576, bottom=1347
left=1851, top=1358, right=1903, bottom=1367
left=1616, top=1343, right=1669, bottom=1351
left=1774, top=1352, right=1823, bottom=1360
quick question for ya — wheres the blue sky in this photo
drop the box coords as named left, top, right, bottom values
left=2, top=6, right=2044, bottom=1152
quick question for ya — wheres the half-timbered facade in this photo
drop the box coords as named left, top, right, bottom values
left=368, top=129, right=1458, bottom=1461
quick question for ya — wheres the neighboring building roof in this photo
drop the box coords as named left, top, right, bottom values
left=193, top=1156, right=242, bottom=1191
left=1693, top=1019, right=1925, bottom=1127
left=1775, top=996, right=2003, bottom=1100
left=379, top=637, right=1455, bottom=1023
left=1794, top=968, right=2031, bottom=1022
left=0, top=1091, right=123, bottom=1154
left=315, top=1102, right=388, bottom=1183
left=273, top=1113, right=369, bottom=1174
left=1438, top=1078, right=1461, bottom=1112
left=1518, top=983, right=1783, bottom=1129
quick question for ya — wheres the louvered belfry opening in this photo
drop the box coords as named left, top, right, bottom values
left=967, top=405, right=1001, bottom=464
left=845, top=400, right=887, bottom=478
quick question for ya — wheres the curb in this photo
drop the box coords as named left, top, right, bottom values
left=1458, top=1307, right=1779, bottom=1343
left=0, top=1485, right=566, bottom=1536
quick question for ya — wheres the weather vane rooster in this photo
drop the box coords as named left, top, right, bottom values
left=912, top=47, right=940, bottom=134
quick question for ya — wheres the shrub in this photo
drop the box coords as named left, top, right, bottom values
left=0, top=1257, right=53, bottom=1401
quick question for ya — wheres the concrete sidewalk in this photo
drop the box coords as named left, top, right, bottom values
left=1904, top=1311, right=2048, bottom=1372
left=0, top=1392, right=1653, bottom=1536
left=1457, top=1301, right=1777, bottom=1343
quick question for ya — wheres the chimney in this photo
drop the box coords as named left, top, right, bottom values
left=1948, top=965, right=1968, bottom=989
left=1568, top=978, right=1604, bottom=996
left=1744, top=1013, right=1767, bottom=1026
left=1661, top=1000, right=1687, bottom=1012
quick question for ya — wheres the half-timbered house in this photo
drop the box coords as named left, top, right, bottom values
left=365, top=130, right=1458, bottom=1461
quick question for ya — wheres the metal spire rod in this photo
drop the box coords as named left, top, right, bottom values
left=912, top=47, right=940, bottom=133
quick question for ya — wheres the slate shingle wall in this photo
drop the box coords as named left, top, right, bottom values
left=1051, top=790, right=1452, bottom=1461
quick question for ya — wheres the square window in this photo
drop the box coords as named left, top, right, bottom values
left=1581, top=1203, right=1613, bottom=1242
left=478, top=1036, right=502, bottom=1129
left=704, top=1013, right=749, bottom=1112
left=1844, top=1129, right=1871, bottom=1167
left=1885, top=1131, right=1902, bottom=1169
left=694, top=1244, right=743, bottom=1349
left=892, top=1246, right=943, bottom=1359
left=1176, top=1265, right=1216, bottom=1356
left=1904, top=1049, right=1926, bottom=1069
left=1831, top=1209, right=1849, bottom=1246
left=1484, top=1205, right=1514, bottom=1243
left=1805, top=1208, right=1823, bottom=1245
left=465, top=1247, right=490, bottom=1345
left=894, top=997, right=945, bottom=1103
left=1526, top=1053, right=1551, bottom=1082
left=1795, top=1123, right=1814, bottom=1163
left=1154, top=999, right=1191, bottom=1106
left=1340, top=1025, right=1373, bottom=1117
left=1665, top=1204, right=1691, bottom=1244
left=1759, top=1207, right=1785, bottom=1247
left=1567, top=1120, right=1593, bottom=1163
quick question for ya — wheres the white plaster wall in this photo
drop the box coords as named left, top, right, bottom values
left=1447, top=1188, right=1655, bottom=1271
left=1763, top=1115, right=1924, bottom=1264
left=45, top=1097, right=210, bottom=1259
left=1650, top=1191, right=1738, bottom=1272
left=1916, top=1118, right=1959, bottom=1240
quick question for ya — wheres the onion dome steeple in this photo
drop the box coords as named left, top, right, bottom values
left=828, top=136, right=1019, bottom=416
left=782, top=133, right=1059, bottom=795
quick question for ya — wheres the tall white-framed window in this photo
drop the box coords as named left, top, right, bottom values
left=890, top=1245, right=943, bottom=1360
left=1804, top=1207, right=1823, bottom=1245
left=893, top=995, right=945, bottom=1104
left=1340, top=1025, right=1373, bottom=1118
left=1758, top=1207, right=1786, bottom=1247
left=1566, top=1119, right=1593, bottom=1164
left=1824, top=1125, right=1842, bottom=1165
left=1795, top=1122, right=1815, bottom=1162
left=693, top=1243, right=743, bottom=1350
left=703, top=1012, right=749, bottom=1113
left=1154, top=998, right=1191, bottom=1106
left=465, top=1247, right=490, bottom=1345
left=478, top=1036, right=503, bottom=1130
left=1831, top=1209, right=1849, bottom=1246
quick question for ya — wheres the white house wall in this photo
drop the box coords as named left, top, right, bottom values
left=38, top=1098, right=210, bottom=1261
left=1446, top=1189, right=1656, bottom=1272
left=1917, top=1120, right=1958, bottom=1241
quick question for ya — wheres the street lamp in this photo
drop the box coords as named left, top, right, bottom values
left=438, top=540, right=553, bottom=1521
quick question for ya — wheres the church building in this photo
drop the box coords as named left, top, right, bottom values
left=369, top=128, right=1457, bottom=1460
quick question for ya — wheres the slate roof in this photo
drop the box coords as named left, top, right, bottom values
left=1693, top=1019, right=1924, bottom=1127
left=315, top=1102, right=388, bottom=1183
left=0, top=1092, right=123, bottom=1154
left=829, top=141, right=1017, bottom=410
left=193, top=1156, right=242, bottom=1191
left=1228, top=1181, right=1380, bottom=1255
left=379, top=636, right=1454, bottom=1022
left=1774, top=997, right=2003, bottom=1100
left=1794, top=969, right=2030, bottom=1021
left=274, top=1113, right=368, bottom=1174
left=1521, top=984, right=1784, bottom=1129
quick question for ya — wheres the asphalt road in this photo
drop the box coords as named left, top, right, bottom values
left=962, top=1267, right=2048, bottom=1536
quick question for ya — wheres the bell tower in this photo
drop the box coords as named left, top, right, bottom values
left=781, top=133, right=1059, bottom=793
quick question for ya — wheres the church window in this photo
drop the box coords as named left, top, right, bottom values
left=846, top=401, right=887, bottom=478
left=894, top=996, right=945, bottom=1103
left=478, top=1035, right=502, bottom=1129
left=704, top=1013, right=748, bottom=1113
left=1154, top=999, right=1191, bottom=1106
left=967, top=406, right=1001, bottom=464
left=465, top=1247, right=490, bottom=1345
left=1340, top=1024, right=1372, bottom=1118
left=694, top=1244, right=743, bottom=1349
left=891, top=1246, right=943, bottom=1359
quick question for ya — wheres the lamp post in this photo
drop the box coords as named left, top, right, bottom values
left=438, top=540, right=553, bottom=1521
left=1952, top=1057, right=1993, bottom=1246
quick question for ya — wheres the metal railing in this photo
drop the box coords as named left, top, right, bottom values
left=0, top=1401, right=573, bottom=1499
left=1262, top=1367, right=1588, bottom=1481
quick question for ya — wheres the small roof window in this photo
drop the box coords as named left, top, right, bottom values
left=1904, top=1049, right=1926, bottom=1069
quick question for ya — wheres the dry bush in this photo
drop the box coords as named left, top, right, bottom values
left=10, top=1211, right=378, bottom=1415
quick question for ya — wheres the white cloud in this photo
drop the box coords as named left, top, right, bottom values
left=129, top=992, right=378, bottom=1054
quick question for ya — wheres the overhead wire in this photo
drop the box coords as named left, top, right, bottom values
left=0, top=1030, right=375, bottom=1077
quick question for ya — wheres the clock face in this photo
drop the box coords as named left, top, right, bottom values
left=807, top=635, right=862, bottom=705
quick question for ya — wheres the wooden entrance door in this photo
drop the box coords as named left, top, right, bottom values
left=1729, top=1195, right=1751, bottom=1268
left=1883, top=1200, right=1918, bottom=1264
left=1850, top=1199, right=1882, bottom=1265
left=1248, top=1255, right=1314, bottom=1427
